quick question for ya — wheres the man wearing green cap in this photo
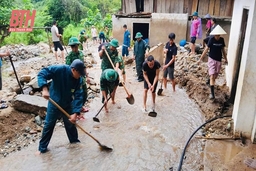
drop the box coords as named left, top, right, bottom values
left=66, top=37, right=90, bottom=112
left=100, top=69, right=119, bottom=113
left=133, top=32, right=150, bottom=82
left=78, top=30, right=88, bottom=51
left=99, top=39, right=120, bottom=71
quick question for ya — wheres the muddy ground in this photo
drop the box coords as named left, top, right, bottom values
left=0, top=42, right=233, bottom=161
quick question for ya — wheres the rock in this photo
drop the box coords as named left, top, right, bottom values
left=29, top=130, right=37, bottom=134
left=36, top=126, right=43, bottom=132
left=35, top=115, right=43, bottom=126
left=12, top=94, right=47, bottom=117
left=20, top=75, right=32, bottom=84
left=124, top=58, right=134, bottom=65
left=24, top=127, right=31, bottom=133
left=56, top=122, right=63, bottom=127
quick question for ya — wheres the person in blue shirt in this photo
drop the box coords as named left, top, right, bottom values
left=99, top=31, right=106, bottom=44
left=36, top=59, right=85, bottom=154
left=122, top=24, right=131, bottom=58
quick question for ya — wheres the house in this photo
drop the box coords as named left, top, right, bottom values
left=226, top=0, right=256, bottom=142
left=112, top=0, right=234, bottom=47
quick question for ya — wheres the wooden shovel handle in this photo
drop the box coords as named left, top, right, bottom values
left=49, top=98, right=101, bottom=145
left=122, top=82, right=131, bottom=96
left=104, top=49, right=115, bottom=69
left=104, top=49, right=131, bottom=96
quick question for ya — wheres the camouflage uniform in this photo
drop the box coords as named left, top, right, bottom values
left=79, top=35, right=87, bottom=50
left=100, top=45, right=119, bottom=71
left=66, top=51, right=87, bottom=104
left=118, top=56, right=125, bottom=74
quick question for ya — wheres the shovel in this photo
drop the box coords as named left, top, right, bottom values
left=104, top=49, right=135, bottom=105
left=93, top=96, right=111, bottom=122
left=49, top=98, right=113, bottom=152
left=157, top=81, right=163, bottom=96
left=148, top=109, right=157, bottom=117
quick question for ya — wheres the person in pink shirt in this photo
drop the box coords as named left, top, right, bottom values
left=189, top=12, right=202, bottom=55
left=205, top=14, right=212, bottom=36
left=202, top=14, right=212, bottom=48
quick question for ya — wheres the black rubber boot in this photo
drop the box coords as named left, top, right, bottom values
left=210, top=85, right=215, bottom=99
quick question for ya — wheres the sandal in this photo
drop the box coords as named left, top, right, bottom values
left=0, top=103, right=8, bottom=109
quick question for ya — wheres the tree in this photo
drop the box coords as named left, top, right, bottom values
left=0, top=0, right=33, bottom=45
left=0, top=0, right=14, bottom=45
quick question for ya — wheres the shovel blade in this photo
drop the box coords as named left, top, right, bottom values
left=157, top=88, right=163, bottom=96
left=93, top=117, right=100, bottom=122
left=126, top=94, right=135, bottom=105
left=148, top=111, right=157, bottom=117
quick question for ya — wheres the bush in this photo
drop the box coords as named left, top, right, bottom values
left=62, top=24, right=84, bottom=45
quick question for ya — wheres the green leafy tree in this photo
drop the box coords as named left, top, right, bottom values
left=0, top=0, right=14, bottom=45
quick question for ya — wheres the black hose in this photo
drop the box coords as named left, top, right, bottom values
left=177, top=114, right=232, bottom=171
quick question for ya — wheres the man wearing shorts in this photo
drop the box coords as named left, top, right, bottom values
left=163, top=33, right=177, bottom=92
left=51, top=20, right=64, bottom=62
left=198, top=25, right=228, bottom=99
left=142, top=55, right=160, bottom=112
left=189, top=12, right=201, bottom=55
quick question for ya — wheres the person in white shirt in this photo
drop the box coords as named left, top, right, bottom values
left=91, top=25, right=98, bottom=45
left=51, top=20, right=64, bottom=62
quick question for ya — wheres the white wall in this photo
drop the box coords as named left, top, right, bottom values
left=227, top=0, right=256, bottom=139
left=112, top=13, right=187, bottom=47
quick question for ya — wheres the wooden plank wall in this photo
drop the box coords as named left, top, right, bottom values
left=197, top=0, right=234, bottom=17
left=122, top=0, right=234, bottom=17
left=144, top=0, right=153, bottom=13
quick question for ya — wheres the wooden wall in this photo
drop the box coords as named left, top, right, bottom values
left=122, top=0, right=234, bottom=17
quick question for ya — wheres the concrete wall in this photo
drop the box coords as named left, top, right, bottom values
left=226, top=0, right=256, bottom=140
left=112, top=13, right=187, bottom=47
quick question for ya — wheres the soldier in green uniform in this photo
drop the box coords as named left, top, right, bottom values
left=100, top=69, right=119, bottom=113
left=98, top=39, right=120, bottom=71
left=133, top=32, right=150, bottom=82
left=78, top=30, right=87, bottom=51
left=66, top=37, right=89, bottom=112
left=117, top=55, right=126, bottom=84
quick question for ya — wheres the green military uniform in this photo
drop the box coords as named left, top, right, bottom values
left=66, top=51, right=84, bottom=65
left=66, top=37, right=88, bottom=104
left=134, top=32, right=150, bottom=81
left=118, top=56, right=125, bottom=74
left=100, top=69, right=119, bottom=103
left=100, top=45, right=119, bottom=71
left=79, top=30, right=87, bottom=50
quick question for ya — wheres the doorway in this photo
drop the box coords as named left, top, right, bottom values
left=133, top=23, right=149, bottom=43
left=229, top=9, right=249, bottom=104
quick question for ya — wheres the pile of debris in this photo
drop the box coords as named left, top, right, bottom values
left=0, top=43, right=49, bottom=61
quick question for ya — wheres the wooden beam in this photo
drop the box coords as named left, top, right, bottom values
left=183, top=0, right=192, bottom=14
left=225, top=0, right=233, bottom=17
left=208, top=0, right=215, bottom=15
left=220, top=0, right=227, bottom=17
left=214, top=0, right=221, bottom=16
left=198, top=0, right=209, bottom=16
left=192, top=0, right=199, bottom=13
left=153, top=0, right=157, bottom=13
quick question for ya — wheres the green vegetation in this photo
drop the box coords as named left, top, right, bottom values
left=0, top=0, right=121, bottom=46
